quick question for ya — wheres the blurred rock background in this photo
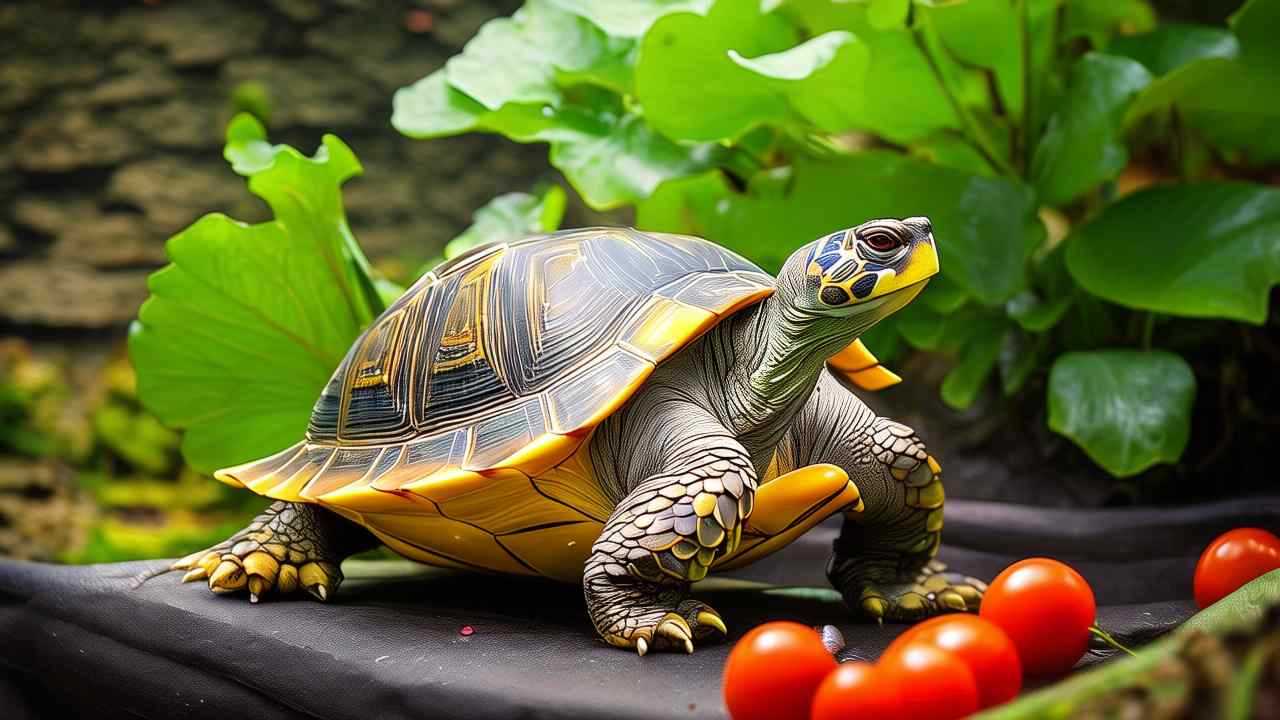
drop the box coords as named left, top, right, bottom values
left=0, top=0, right=590, bottom=562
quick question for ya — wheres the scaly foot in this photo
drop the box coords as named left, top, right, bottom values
left=172, top=502, right=342, bottom=602
left=853, top=560, right=986, bottom=622
left=598, top=592, right=728, bottom=655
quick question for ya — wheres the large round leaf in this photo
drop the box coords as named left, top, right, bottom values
left=1048, top=351, right=1195, bottom=478
left=635, top=0, right=799, bottom=141
left=130, top=117, right=383, bottom=472
left=1066, top=183, right=1280, bottom=325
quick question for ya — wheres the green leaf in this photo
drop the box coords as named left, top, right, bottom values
left=634, top=0, right=799, bottom=141
left=548, top=112, right=716, bottom=209
left=940, top=315, right=1006, bottom=410
left=1066, top=183, right=1280, bottom=325
left=1124, top=53, right=1280, bottom=165
left=1107, top=23, right=1239, bottom=76
left=1031, top=53, right=1151, bottom=207
left=394, top=76, right=713, bottom=211
left=781, top=0, right=961, bottom=143
left=919, top=273, right=969, bottom=315
left=640, top=152, right=1034, bottom=303
left=1047, top=350, right=1195, bottom=477
left=1062, top=0, right=1157, bottom=50
left=1231, top=0, right=1280, bottom=71
left=546, top=0, right=711, bottom=37
left=130, top=119, right=381, bottom=473
left=730, top=32, right=874, bottom=132
left=920, top=0, right=1059, bottom=120
left=443, top=0, right=617, bottom=111
left=867, top=0, right=909, bottom=30
left=435, top=186, right=567, bottom=268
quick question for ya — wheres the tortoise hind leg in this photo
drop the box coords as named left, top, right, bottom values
left=789, top=372, right=985, bottom=622
left=173, top=500, right=379, bottom=602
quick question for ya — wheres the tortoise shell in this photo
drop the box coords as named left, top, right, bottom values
left=215, top=227, right=897, bottom=579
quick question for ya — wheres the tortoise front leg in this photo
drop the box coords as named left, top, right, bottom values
left=584, top=403, right=755, bottom=655
left=173, top=500, right=379, bottom=602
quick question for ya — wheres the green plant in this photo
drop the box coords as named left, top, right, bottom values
left=390, top=0, right=1280, bottom=479
left=129, top=116, right=560, bottom=473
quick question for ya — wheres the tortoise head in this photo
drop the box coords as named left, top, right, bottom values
left=796, top=216, right=938, bottom=318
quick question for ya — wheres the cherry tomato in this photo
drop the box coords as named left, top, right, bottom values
left=876, top=641, right=978, bottom=720
left=723, top=621, right=836, bottom=720
left=810, top=662, right=902, bottom=720
left=885, top=614, right=1021, bottom=708
left=980, top=557, right=1096, bottom=678
left=1194, top=528, right=1280, bottom=609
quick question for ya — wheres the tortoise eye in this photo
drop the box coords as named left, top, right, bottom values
left=861, top=228, right=903, bottom=253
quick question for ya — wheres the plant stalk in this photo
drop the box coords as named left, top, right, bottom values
left=911, top=22, right=1016, bottom=178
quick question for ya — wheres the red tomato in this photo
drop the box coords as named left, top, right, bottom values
left=980, top=558, right=1096, bottom=678
left=723, top=622, right=836, bottom=720
left=876, top=641, right=978, bottom=720
left=810, top=662, right=902, bottom=720
left=885, top=614, right=1022, bottom=708
left=1194, top=528, right=1280, bottom=609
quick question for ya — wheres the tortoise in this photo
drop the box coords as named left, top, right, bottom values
left=174, top=219, right=985, bottom=654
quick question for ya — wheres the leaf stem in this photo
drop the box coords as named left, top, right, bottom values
left=911, top=22, right=1016, bottom=178
left=1090, top=625, right=1137, bottom=657
left=1141, top=313, right=1155, bottom=351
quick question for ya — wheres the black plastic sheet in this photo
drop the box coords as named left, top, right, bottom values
left=2, top=497, right=1277, bottom=720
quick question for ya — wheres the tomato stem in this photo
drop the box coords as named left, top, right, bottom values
left=1089, top=625, right=1137, bottom=657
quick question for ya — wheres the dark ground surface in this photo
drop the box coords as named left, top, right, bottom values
left=2, top=496, right=1278, bottom=720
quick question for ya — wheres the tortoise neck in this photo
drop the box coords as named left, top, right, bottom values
left=723, top=290, right=866, bottom=449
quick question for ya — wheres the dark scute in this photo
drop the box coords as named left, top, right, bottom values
left=820, top=285, right=850, bottom=306
left=851, top=274, right=878, bottom=299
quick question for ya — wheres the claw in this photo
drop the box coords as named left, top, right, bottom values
left=278, top=564, right=299, bottom=594
left=861, top=596, right=888, bottom=620
left=209, top=559, right=246, bottom=592
left=696, top=610, right=727, bottom=636
left=657, top=615, right=694, bottom=653
left=247, top=575, right=269, bottom=601
left=307, top=584, right=328, bottom=602
left=636, top=637, right=649, bottom=657
left=181, top=567, right=207, bottom=584
left=198, top=553, right=221, bottom=577
left=939, top=591, right=968, bottom=612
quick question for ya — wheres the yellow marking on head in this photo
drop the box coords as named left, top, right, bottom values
left=874, top=240, right=940, bottom=298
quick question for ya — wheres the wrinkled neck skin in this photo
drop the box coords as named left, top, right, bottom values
left=713, top=256, right=882, bottom=463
